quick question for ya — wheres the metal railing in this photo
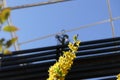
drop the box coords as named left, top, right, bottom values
left=0, top=37, right=120, bottom=80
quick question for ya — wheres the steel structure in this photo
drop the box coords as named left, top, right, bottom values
left=0, top=1, right=120, bottom=80
left=1, top=0, right=120, bottom=50
left=0, top=37, right=120, bottom=80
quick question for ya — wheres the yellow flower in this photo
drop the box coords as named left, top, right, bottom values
left=68, top=42, right=78, bottom=52
left=117, top=74, right=120, bottom=80
left=76, top=40, right=80, bottom=47
left=47, top=38, right=80, bottom=80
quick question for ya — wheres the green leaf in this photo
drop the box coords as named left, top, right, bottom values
left=0, top=38, right=5, bottom=44
left=0, top=8, right=11, bottom=24
left=0, top=38, right=4, bottom=52
left=55, top=67, right=59, bottom=73
left=3, top=25, right=18, bottom=32
left=73, top=34, right=78, bottom=42
left=3, top=49, right=12, bottom=55
left=5, top=37, right=17, bottom=48
left=0, top=44, right=2, bottom=52
left=0, top=4, right=3, bottom=10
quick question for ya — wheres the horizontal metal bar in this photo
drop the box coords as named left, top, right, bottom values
left=2, top=45, right=120, bottom=66
left=0, top=45, right=64, bottom=56
left=0, top=60, right=55, bottom=71
left=0, top=65, right=49, bottom=78
left=2, top=38, right=120, bottom=62
left=1, top=51, right=120, bottom=72
left=2, top=50, right=56, bottom=62
left=0, top=65, right=119, bottom=80
left=1, top=52, right=120, bottom=79
left=2, top=54, right=56, bottom=66
left=1, top=56, right=120, bottom=78
left=0, top=71, right=47, bottom=80
left=77, top=46, right=120, bottom=56
left=78, top=40, right=120, bottom=51
left=72, top=62, right=120, bottom=73
left=1, top=37, right=119, bottom=57
left=80, top=37, right=120, bottom=45
left=66, top=68, right=119, bottom=79
left=2, top=40, right=120, bottom=65
left=0, top=37, right=120, bottom=80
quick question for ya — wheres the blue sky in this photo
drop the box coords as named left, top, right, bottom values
left=3, top=0, right=120, bottom=50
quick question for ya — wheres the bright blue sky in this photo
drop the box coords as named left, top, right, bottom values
left=4, top=0, right=120, bottom=50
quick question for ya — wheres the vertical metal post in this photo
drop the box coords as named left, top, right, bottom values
left=106, top=0, right=115, bottom=37
left=2, top=0, right=20, bottom=51
left=0, top=0, right=3, bottom=67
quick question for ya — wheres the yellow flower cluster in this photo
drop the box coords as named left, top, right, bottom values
left=47, top=39, right=80, bottom=80
left=117, top=74, right=120, bottom=80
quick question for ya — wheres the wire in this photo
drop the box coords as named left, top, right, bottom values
left=106, top=0, right=115, bottom=37
left=19, top=16, right=120, bottom=45
left=4, top=0, right=72, bottom=50
left=9, top=0, right=72, bottom=10
left=5, top=0, right=120, bottom=46
left=112, top=16, right=120, bottom=21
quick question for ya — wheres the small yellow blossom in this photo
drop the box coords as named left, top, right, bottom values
left=47, top=37, right=80, bottom=80
left=75, top=40, right=80, bottom=47
left=68, top=42, right=78, bottom=52
left=117, top=74, right=120, bottom=80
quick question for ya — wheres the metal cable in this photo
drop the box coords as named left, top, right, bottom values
left=19, top=16, right=120, bottom=45
left=4, top=0, right=72, bottom=50
left=4, top=0, right=120, bottom=46
left=106, top=0, right=115, bottom=37
left=9, top=0, right=72, bottom=10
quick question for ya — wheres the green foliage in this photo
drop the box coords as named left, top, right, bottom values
left=0, top=8, right=11, bottom=24
left=6, top=37, right=18, bottom=48
left=0, top=37, right=18, bottom=55
left=0, top=44, right=2, bottom=52
left=73, top=34, right=78, bottom=42
left=0, top=38, right=4, bottom=52
left=0, top=7, right=18, bottom=55
left=3, top=25, right=18, bottom=32
left=0, top=4, right=3, bottom=10
left=3, top=49, right=12, bottom=55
